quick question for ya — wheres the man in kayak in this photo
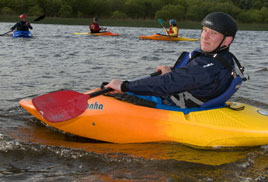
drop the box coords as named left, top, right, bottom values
left=10, top=14, right=33, bottom=31
left=89, top=17, right=106, bottom=33
left=105, top=12, right=244, bottom=108
left=166, top=19, right=178, bottom=37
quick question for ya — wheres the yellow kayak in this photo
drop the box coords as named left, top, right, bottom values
left=139, top=34, right=199, bottom=41
left=20, top=88, right=268, bottom=148
left=73, top=31, right=120, bottom=36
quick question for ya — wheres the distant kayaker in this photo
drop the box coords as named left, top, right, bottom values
left=10, top=14, right=33, bottom=31
left=166, top=19, right=178, bottom=37
left=105, top=12, right=245, bottom=108
left=89, top=17, right=106, bottom=33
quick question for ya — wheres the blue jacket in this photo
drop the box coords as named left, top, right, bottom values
left=122, top=49, right=234, bottom=105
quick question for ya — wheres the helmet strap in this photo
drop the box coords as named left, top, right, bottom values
left=211, top=36, right=228, bottom=54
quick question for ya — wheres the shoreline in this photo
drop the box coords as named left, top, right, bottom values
left=1, top=16, right=268, bottom=31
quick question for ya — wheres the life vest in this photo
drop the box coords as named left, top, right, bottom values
left=168, top=26, right=178, bottom=37
left=90, top=23, right=101, bottom=33
left=170, top=49, right=247, bottom=108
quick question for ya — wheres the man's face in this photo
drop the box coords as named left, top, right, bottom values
left=201, top=26, right=224, bottom=53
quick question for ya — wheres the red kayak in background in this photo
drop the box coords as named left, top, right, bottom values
left=73, top=31, right=120, bottom=36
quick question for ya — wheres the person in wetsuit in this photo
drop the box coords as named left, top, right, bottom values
left=10, top=14, right=33, bottom=31
left=105, top=12, right=241, bottom=108
left=166, top=19, right=178, bottom=37
left=89, top=17, right=105, bottom=33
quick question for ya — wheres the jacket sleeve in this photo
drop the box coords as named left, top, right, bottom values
left=125, top=58, right=220, bottom=96
left=10, top=23, right=18, bottom=30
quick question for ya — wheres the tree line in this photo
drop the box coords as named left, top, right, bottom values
left=0, top=0, right=268, bottom=23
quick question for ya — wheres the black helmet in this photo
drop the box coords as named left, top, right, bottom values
left=93, top=17, right=98, bottom=22
left=201, top=12, right=237, bottom=37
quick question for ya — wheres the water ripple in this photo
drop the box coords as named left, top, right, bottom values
left=0, top=23, right=268, bottom=181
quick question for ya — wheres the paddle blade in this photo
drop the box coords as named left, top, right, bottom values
left=32, top=15, right=46, bottom=22
left=157, top=18, right=164, bottom=26
left=32, top=90, right=89, bottom=123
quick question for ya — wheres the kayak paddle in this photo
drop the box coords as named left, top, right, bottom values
left=0, top=15, right=46, bottom=36
left=157, top=18, right=169, bottom=36
left=30, top=14, right=46, bottom=23
left=32, top=88, right=113, bottom=123
left=0, top=30, right=12, bottom=36
left=32, top=70, right=162, bottom=123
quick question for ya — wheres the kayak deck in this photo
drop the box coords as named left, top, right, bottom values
left=73, top=31, right=120, bottom=36
left=139, top=34, right=199, bottom=41
left=19, top=89, right=268, bottom=148
left=13, top=30, right=32, bottom=38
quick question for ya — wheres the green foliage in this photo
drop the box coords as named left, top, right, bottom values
left=0, top=0, right=267, bottom=24
left=37, top=0, right=62, bottom=17
left=1, top=7, right=15, bottom=15
left=10, top=0, right=28, bottom=13
left=28, top=5, right=43, bottom=16
left=252, top=0, right=264, bottom=9
left=124, top=0, right=155, bottom=19
left=235, top=0, right=253, bottom=10
left=185, top=1, right=206, bottom=21
left=237, top=9, right=263, bottom=23
left=212, top=2, right=241, bottom=17
left=111, top=11, right=128, bottom=19
left=58, top=3, right=72, bottom=17
left=260, top=7, right=268, bottom=23
left=231, top=0, right=268, bottom=9
left=155, top=4, right=185, bottom=21
left=67, top=0, right=93, bottom=17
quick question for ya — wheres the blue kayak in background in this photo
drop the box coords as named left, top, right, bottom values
left=12, top=30, right=32, bottom=38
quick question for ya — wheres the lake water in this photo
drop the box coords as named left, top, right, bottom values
left=0, top=22, right=268, bottom=182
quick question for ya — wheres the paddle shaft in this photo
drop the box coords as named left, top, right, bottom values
left=150, top=70, right=162, bottom=76
left=29, top=15, right=46, bottom=23
left=0, top=30, right=12, bottom=36
left=89, top=88, right=113, bottom=98
left=130, top=70, right=161, bottom=81
left=91, top=70, right=161, bottom=97
left=157, top=19, right=169, bottom=36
